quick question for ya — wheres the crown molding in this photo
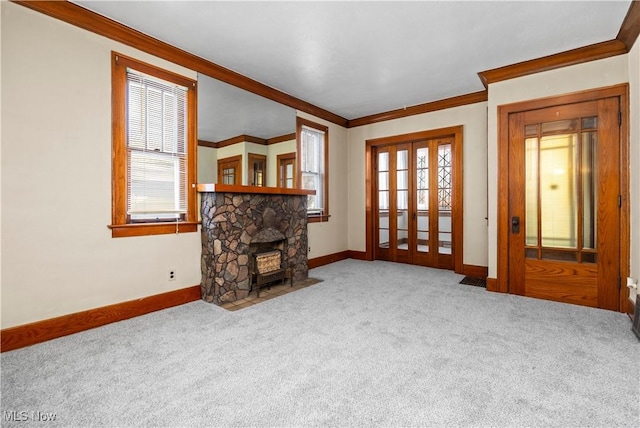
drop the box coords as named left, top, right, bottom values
left=198, top=139, right=218, bottom=149
left=12, top=0, right=637, bottom=129
left=348, top=91, right=488, bottom=128
left=12, top=0, right=348, bottom=127
left=267, top=133, right=296, bottom=145
left=617, top=0, right=640, bottom=51
left=198, top=133, right=295, bottom=149
left=477, top=40, right=627, bottom=87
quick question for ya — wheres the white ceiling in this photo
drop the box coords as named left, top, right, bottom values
left=73, top=0, right=631, bottom=125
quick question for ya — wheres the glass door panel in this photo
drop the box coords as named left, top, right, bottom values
left=437, top=143, right=452, bottom=254
left=416, top=147, right=429, bottom=254
left=524, top=115, right=598, bottom=263
left=378, top=151, right=390, bottom=249
left=396, top=150, right=409, bottom=251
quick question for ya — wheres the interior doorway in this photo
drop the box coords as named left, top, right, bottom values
left=366, top=126, right=463, bottom=272
left=498, top=85, right=629, bottom=311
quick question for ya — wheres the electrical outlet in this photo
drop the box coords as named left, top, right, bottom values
left=169, top=270, right=176, bottom=281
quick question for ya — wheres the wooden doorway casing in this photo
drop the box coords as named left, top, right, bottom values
left=365, top=126, right=464, bottom=274
left=497, top=84, right=630, bottom=312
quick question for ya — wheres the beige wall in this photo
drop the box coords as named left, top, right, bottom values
left=629, top=41, right=640, bottom=303
left=346, top=103, right=489, bottom=268
left=486, top=55, right=630, bottom=279
left=1, top=3, right=202, bottom=328
left=197, top=146, right=217, bottom=184
left=297, top=112, right=350, bottom=259
left=267, top=139, right=296, bottom=187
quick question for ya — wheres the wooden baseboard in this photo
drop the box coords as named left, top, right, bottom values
left=628, top=298, right=636, bottom=318
left=462, top=264, right=488, bottom=279
left=308, top=250, right=350, bottom=269
left=347, top=250, right=368, bottom=260
left=1, top=285, right=201, bottom=353
left=486, top=277, right=499, bottom=292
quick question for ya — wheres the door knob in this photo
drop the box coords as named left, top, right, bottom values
left=511, top=216, right=520, bottom=234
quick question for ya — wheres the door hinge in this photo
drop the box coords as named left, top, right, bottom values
left=618, top=195, right=622, bottom=208
left=618, top=111, right=622, bottom=126
left=618, top=277, right=622, bottom=291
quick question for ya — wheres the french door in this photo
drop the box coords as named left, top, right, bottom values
left=374, top=137, right=456, bottom=269
left=507, top=97, right=622, bottom=309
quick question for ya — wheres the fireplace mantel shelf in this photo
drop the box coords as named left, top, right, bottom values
left=197, top=183, right=315, bottom=196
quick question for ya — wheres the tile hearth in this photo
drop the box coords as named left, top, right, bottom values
left=220, top=278, right=323, bottom=311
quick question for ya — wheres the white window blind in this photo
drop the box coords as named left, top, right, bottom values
left=126, top=69, right=188, bottom=222
left=300, top=126, right=325, bottom=214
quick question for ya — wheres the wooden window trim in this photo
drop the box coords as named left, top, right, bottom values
left=296, top=117, right=329, bottom=222
left=110, top=52, right=198, bottom=238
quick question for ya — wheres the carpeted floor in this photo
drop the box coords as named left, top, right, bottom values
left=1, top=259, right=638, bottom=427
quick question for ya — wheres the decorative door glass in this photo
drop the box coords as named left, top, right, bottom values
left=396, top=149, right=409, bottom=250
left=416, top=147, right=429, bottom=253
left=524, top=117, right=598, bottom=263
left=378, top=151, right=390, bottom=249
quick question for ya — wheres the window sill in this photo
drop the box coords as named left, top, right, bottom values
left=308, top=214, right=330, bottom=223
left=109, top=221, right=199, bottom=238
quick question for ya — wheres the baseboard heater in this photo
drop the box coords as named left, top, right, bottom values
left=632, top=298, right=640, bottom=340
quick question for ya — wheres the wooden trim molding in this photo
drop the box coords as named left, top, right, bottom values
left=217, top=135, right=266, bottom=148
left=267, top=133, right=296, bottom=145
left=486, top=277, right=499, bottom=292
left=308, top=251, right=350, bottom=269
left=462, top=265, right=488, bottom=279
left=348, top=91, right=487, bottom=128
left=196, top=183, right=315, bottom=196
left=347, top=250, right=368, bottom=261
left=198, top=139, right=217, bottom=149
left=109, top=221, right=199, bottom=238
left=199, top=133, right=296, bottom=149
left=1, top=286, right=201, bottom=352
left=478, top=40, right=627, bottom=87
left=627, top=298, right=636, bottom=318
left=13, top=0, right=348, bottom=128
left=617, top=0, right=640, bottom=51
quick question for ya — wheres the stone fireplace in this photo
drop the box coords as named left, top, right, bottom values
left=198, top=184, right=314, bottom=305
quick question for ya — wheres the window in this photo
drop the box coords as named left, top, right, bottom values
left=297, top=117, right=329, bottom=222
left=111, top=52, right=197, bottom=237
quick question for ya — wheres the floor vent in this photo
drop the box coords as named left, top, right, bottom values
left=632, top=298, right=640, bottom=340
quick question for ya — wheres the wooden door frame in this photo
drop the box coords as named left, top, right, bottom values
left=277, top=152, right=296, bottom=188
left=247, top=152, right=267, bottom=186
left=496, top=84, right=630, bottom=312
left=217, top=154, right=242, bottom=185
left=365, top=125, right=464, bottom=273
